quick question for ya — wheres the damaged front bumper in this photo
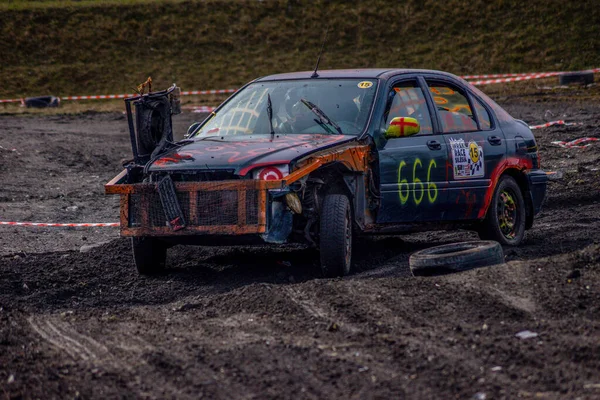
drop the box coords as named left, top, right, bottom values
left=105, top=169, right=295, bottom=244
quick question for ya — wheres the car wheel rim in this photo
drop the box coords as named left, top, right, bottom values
left=497, top=189, right=518, bottom=240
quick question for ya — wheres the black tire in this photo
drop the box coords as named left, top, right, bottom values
left=410, top=240, right=504, bottom=276
left=319, top=194, right=353, bottom=278
left=478, top=176, right=526, bottom=246
left=131, top=237, right=167, bottom=274
left=559, top=72, right=594, bottom=86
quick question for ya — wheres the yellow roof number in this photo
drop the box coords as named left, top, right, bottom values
left=358, top=81, right=373, bottom=89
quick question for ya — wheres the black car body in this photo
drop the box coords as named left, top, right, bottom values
left=106, top=69, right=547, bottom=276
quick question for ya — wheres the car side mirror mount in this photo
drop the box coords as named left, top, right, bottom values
left=185, top=122, right=201, bottom=139
left=384, top=117, right=420, bottom=139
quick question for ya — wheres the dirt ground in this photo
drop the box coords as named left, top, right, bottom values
left=1, top=87, right=600, bottom=399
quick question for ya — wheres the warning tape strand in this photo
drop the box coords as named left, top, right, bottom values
left=0, top=221, right=119, bottom=227
left=462, top=72, right=561, bottom=80
left=59, top=89, right=237, bottom=102
left=2, top=68, right=598, bottom=104
left=469, top=68, right=600, bottom=86
left=529, top=120, right=584, bottom=130
left=551, top=137, right=599, bottom=148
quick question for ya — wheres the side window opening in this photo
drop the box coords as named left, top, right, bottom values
left=382, top=81, right=433, bottom=136
left=472, top=96, right=492, bottom=130
left=427, top=81, right=478, bottom=133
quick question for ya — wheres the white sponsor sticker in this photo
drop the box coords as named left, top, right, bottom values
left=449, top=138, right=484, bottom=179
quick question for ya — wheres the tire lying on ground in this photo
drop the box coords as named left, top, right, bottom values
left=409, top=240, right=504, bottom=276
left=24, top=96, right=60, bottom=108
left=559, top=72, right=594, bottom=86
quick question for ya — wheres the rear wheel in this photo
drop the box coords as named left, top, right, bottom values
left=478, top=176, right=526, bottom=245
left=319, top=194, right=353, bottom=278
left=131, top=237, right=167, bottom=274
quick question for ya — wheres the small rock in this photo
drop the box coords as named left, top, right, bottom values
left=7, top=374, right=14, bottom=384
left=80, top=240, right=112, bottom=253
left=66, top=205, right=79, bottom=212
left=472, top=392, right=486, bottom=400
left=22, top=283, right=29, bottom=291
left=515, top=330, right=538, bottom=340
left=584, top=383, right=600, bottom=389
left=490, top=366, right=502, bottom=372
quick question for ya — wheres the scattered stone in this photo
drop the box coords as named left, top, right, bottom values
left=80, top=240, right=112, bottom=253
left=66, top=205, right=79, bottom=212
left=515, top=330, right=539, bottom=340
left=584, top=383, right=600, bottom=389
left=7, top=374, right=14, bottom=384
left=472, top=392, right=486, bottom=400
left=490, top=366, right=502, bottom=372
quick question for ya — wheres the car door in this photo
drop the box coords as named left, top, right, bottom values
left=423, top=77, right=507, bottom=221
left=376, top=77, right=449, bottom=223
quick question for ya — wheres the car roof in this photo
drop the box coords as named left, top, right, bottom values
left=254, top=68, right=462, bottom=82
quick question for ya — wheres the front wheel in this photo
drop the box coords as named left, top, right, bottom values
left=319, top=194, right=353, bottom=277
left=478, top=176, right=526, bottom=245
left=131, top=237, right=167, bottom=274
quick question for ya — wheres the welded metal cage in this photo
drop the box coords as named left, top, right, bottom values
left=106, top=172, right=268, bottom=236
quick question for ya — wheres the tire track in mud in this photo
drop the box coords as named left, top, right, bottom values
left=27, top=315, right=139, bottom=371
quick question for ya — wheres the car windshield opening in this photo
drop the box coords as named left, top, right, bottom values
left=192, top=79, right=378, bottom=137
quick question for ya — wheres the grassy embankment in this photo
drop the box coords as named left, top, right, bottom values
left=1, top=0, right=599, bottom=112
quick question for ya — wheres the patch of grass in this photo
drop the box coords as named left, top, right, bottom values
left=1, top=0, right=599, bottom=99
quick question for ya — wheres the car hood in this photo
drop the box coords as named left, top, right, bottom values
left=148, top=134, right=355, bottom=175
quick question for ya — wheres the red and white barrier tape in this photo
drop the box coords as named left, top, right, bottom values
left=0, top=221, right=119, bottom=228
left=1, top=67, right=598, bottom=104
left=0, top=98, right=23, bottom=104
left=181, top=89, right=236, bottom=96
left=551, top=137, right=598, bottom=148
left=461, top=72, right=560, bottom=80
left=469, top=68, right=600, bottom=86
left=191, top=106, right=216, bottom=113
left=470, top=72, right=563, bottom=86
left=529, top=120, right=584, bottom=130
left=59, top=88, right=237, bottom=101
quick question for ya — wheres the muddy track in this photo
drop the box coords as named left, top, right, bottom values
left=1, top=100, right=599, bottom=399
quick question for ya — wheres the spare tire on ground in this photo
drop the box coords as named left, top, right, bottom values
left=559, top=72, right=594, bottom=86
left=409, top=240, right=504, bottom=276
left=24, top=96, right=60, bottom=108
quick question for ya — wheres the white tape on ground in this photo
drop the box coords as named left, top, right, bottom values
left=551, top=137, right=599, bottom=148
left=0, top=221, right=119, bottom=228
left=529, top=120, right=584, bottom=130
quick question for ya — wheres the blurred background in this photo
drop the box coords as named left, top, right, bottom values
left=1, top=0, right=599, bottom=101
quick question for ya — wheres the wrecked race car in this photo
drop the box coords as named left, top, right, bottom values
left=105, top=69, right=547, bottom=276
